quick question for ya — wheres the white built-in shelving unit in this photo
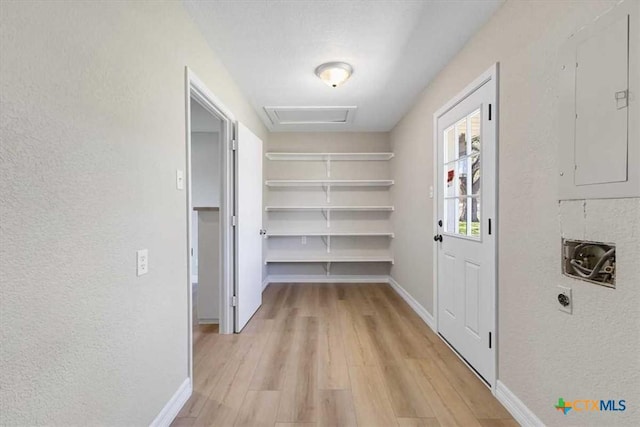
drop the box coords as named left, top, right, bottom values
left=265, top=205, right=394, bottom=212
left=265, top=150, right=395, bottom=276
left=265, top=152, right=394, bottom=161
left=265, top=179, right=394, bottom=187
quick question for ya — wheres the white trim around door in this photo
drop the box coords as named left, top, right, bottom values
left=185, top=67, right=237, bottom=383
left=432, top=63, right=499, bottom=391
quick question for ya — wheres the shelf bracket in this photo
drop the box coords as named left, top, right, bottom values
left=324, top=261, right=332, bottom=277
left=322, top=183, right=331, bottom=203
left=326, top=157, right=331, bottom=178
left=321, top=208, right=331, bottom=228
left=320, top=235, right=331, bottom=253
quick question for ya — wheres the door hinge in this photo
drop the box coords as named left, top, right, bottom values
left=231, top=215, right=237, bottom=226
left=488, top=218, right=492, bottom=235
left=488, top=104, right=492, bottom=121
left=231, top=139, right=237, bottom=151
left=191, top=248, right=193, bottom=256
left=489, top=332, right=492, bottom=349
left=231, top=296, right=238, bottom=307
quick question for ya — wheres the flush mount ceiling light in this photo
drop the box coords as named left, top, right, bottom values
left=315, top=62, right=353, bottom=88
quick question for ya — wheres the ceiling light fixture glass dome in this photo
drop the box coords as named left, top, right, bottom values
left=315, top=62, right=353, bottom=88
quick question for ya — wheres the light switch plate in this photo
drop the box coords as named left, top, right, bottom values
left=176, top=169, right=184, bottom=190
left=137, top=249, right=149, bottom=276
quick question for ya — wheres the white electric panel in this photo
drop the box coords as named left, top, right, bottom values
left=558, top=1, right=639, bottom=200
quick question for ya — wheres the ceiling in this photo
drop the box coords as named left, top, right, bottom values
left=183, top=0, right=503, bottom=132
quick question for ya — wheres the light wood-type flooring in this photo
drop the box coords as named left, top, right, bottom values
left=173, top=283, right=516, bottom=427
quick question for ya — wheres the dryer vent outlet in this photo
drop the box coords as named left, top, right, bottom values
left=562, top=238, right=616, bottom=288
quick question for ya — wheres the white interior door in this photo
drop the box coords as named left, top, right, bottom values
left=235, top=123, right=263, bottom=332
left=436, top=73, right=496, bottom=385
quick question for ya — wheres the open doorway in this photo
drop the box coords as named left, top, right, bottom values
left=190, top=99, right=222, bottom=341
left=185, top=69, right=238, bottom=384
left=185, top=68, right=265, bottom=386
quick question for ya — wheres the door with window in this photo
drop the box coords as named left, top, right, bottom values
left=435, top=69, right=497, bottom=385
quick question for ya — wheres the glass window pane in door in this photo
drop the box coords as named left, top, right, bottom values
left=470, top=197, right=481, bottom=237
left=444, top=198, right=456, bottom=233
left=458, top=158, right=468, bottom=196
left=444, top=126, right=456, bottom=163
left=455, top=119, right=467, bottom=157
left=469, top=109, right=481, bottom=155
left=445, top=162, right=456, bottom=197
left=456, top=197, right=467, bottom=236
left=470, top=154, right=480, bottom=196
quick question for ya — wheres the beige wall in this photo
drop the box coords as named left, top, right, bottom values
left=390, top=0, right=639, bottom=425
left=0, top=1, right=266, bottom=424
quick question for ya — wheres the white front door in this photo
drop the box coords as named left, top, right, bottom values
left=436, top=69, right=497, bottom=385
left=235, top=123, right=264, bottom=332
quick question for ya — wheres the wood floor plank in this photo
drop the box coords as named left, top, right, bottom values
left=478, top=419, right=520, bottom=427
left=234, top=390, right=280, bottom=427
left=397, top=418, right=441, bottom=427
left=317, top=308, right=350, bottom=390
left=369, top=291, right=433, bottom=358
left=178, top=336, right=239, bottom=417
left=349, top=365, right=398, bottom=427
left=275, top=423, right=316, bottom=427
left=250, top=308, right=298, bottom=390
left=362, top=315, right=405, bottom=363
left=409, top=358, right=482, bottom=427
left=170, top=417, right=196, bottom=427
left=185, top=283, right=514, bottom=427
left=338, top=301, right=379, bottom=367
left=318, top=389, right=357, bottom=427
left=277, top=316, right=319, bottom=423
left=380, top=363, right=435, bottom=418
left=429, top=347, right=511, bottom=419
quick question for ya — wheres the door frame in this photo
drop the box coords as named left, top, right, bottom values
left=432, top=63, right=499, bottom=391
left=185, top=67, right=236, bottom=380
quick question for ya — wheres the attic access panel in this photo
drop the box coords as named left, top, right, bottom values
left=264, top=106, right=357, bottom=130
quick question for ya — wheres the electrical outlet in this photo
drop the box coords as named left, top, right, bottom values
left=137, top=249, right=149, bottom=276
left=557, top=285, right=572, bottom=314
left=301, top=236, right=307, bottom=245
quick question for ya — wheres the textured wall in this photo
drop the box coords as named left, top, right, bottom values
left=390, top=0, right=639, bottom=425
left=0, top=1, right=266, bottom=424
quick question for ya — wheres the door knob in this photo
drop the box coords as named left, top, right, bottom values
left=433, top=234, right=443, bottom=242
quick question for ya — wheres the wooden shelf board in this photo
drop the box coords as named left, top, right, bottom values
left=265, top=255, right=394, bottom=264
left=265, top=179, right=394, bottom=187
left=265, top=205, right=394, bottom=212
left=266, top=232, right=394, bottom=238
left=265, top=152, right=394, bottom=161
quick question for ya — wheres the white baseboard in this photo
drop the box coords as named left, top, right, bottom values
left=495, top=380, right=544, bottom=427
left=387, top=276, right=436, bottom=332
left=265, top=274, right=392, bottom=284
left=198, top=318, right=219, bottom=325
left=150, top=377, right=192, bottom=427
left=262, top=276, right=270, bottom=291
